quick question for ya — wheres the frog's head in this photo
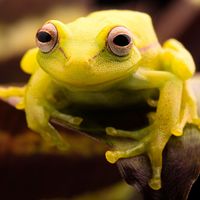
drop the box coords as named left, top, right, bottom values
left=36, top=10, right=159, bottom=89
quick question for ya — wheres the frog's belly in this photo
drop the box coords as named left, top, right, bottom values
left=61, top=89, right=157, bottom=132
left=67, top=88, right=158, bottom=109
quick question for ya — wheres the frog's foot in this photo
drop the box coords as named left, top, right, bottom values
left=33, top=122, right=69, bottom=151
left=148, top=167, right=162, bottom=190
left=105, top=136, right=164, bottom=190
left=171, top=100, right=200, bottom=137
left=27, top=109, right=71, bottom=151
left=51, top=110, right=83, bottom=126
left=171, top=117, right=200, bottom=137
left=171, top=124, right=184, bottom=136
left=105, top=126, right=151, bottom=164
left=0, top=86, right=26, bottom=109
left=184, top=92, right=200, bottom=129
left=106, top=126, right=170, bottom=190
left=192, top=118, right=200, bottom=129
left=177, top=81, right=200, bottom=131
left=28, top=118, right=69, bottom=151
left=171, top=116, right=200, bottom=136
left=105, top=142, right=163, bottom=190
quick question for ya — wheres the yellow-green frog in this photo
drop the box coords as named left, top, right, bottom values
left=0, top=10, right=199, bottom=190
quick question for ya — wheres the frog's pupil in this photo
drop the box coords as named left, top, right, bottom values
left=113, top=34, right=131, bottom=46
left=37, top=31, right=52, bottom=43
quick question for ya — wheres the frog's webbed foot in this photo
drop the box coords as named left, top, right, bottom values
left=105, top=126, right=147, bottom=169
left=106, top=126, right=168, bottom=190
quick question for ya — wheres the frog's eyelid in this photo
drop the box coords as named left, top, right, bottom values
left=95, top=25, right=114, bottom=47
left=96, top=25, right=130, bottom=39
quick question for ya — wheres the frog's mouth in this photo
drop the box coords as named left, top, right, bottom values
left=56, top=65, right=139, bottom=91
left=55, top=48, right=141, bottom=90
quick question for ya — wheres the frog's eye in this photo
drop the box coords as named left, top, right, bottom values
left=36, top=23, right=58, bottom=53
left=107, top=26, right=133, bottom=57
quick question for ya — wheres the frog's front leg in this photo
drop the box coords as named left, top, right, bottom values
left=106, top=71, right=183, bottom=190
left=26, top=101, right=83, bottom=151
left=25, top=101, right=68, bottom=150
left=25, top=97, right=83, bottom=151
left=25, top=69, right=83, bottom=150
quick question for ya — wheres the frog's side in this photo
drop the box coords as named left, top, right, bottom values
left=0, top=10, right=199, bottom=190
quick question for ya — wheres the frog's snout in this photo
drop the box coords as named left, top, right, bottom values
left=66, top=56, right=91, bottom=69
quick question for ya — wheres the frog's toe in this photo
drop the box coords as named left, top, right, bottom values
left=52, top=111, right=83, bottom=126
left=171, top=126, right=183, bottom=136
left=57, top=142, right=69, bottom=151
left=106, top=127, right=118, bottom=136
left=149, top=177, right=161, bottom=190
left=105, top=151, right=120, bottom=164
left=68, top=116, right=83, bottom=126
left=192, top=118, right=200, bottom=129
left=105, top=142, right=145, bottom=164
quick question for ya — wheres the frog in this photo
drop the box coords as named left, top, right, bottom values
left=0, top=10, right=199, bottom=190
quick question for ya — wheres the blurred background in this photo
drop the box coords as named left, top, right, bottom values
left=0, top=0, right=200, bottom=199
